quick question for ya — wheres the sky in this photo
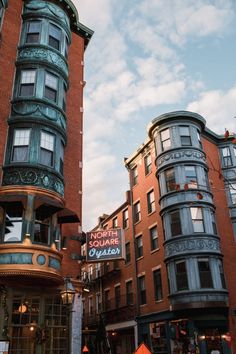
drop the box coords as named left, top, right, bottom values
left=74, top=0, right=236, bottom=231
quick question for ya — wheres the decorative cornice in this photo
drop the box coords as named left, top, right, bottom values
left=24, top=0, right=70, bottom=28
left=148, top=110, right=206, bottom=138
left=165, top=236, right=221, bottom=260
left=2, top=166, right=64, bottom=196
left=18, top=46, right=68, bottom=78
left=11, top=101, right=66, bottom=131
left=156, top=148, right=206, bottom=170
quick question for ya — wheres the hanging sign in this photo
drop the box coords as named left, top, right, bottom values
left=86, top=229, right=125, bottom=262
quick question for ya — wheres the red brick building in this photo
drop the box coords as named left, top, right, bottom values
left=0, top=0, right=92, bottom=353
left=82, top=111, right=236, bottom=354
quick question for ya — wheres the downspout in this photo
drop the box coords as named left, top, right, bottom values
left=125, top=161, right=140, bottom=348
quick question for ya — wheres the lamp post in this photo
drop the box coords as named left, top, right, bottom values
left=60, top=277, right=76, bottom=354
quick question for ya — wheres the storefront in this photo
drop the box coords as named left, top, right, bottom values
left=138, top=311, right=231, bottom=354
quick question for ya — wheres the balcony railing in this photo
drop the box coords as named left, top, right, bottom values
left=86, top=260, right=121, bottom=282
left=83, top=294, right=136, bottom=326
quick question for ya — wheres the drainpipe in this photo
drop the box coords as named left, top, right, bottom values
left=125, top=161, right=140, bottom=348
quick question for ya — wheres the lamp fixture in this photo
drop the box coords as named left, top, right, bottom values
left=60, top=277, right=76, bottom=305
left=18, top=304, right=27, bottom=313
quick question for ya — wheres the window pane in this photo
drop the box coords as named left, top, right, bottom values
left=170, top=210, right=182, bottom=236
left=138, top=276, right=146, bottom=305
left=34, top=221, right=49, bottom=244
left=198, top=260, right=213, bottom=288
left=49, top=24, right=61, bottom=50
left=176, top=261, right=188, bottom=291
left=12, top=147, right=28, bottom=162
left=126, top=281, right=133, bottom=305
left=21, top=70, right=36, bottom=84
left=132, top=167, right=138, bottom=186
left=230, top=184, right=236, bottom=204
left=145, top=154, right=151, bottom=175
left=180, top=126, right=189, bottom=136
left=222, top=147, right=232, bottom=166
left=191, top=207, right=204, bottom=232
left=4, top=216, right=22, bottom=242
left=125, top=242, right=131, bottom=263
left=185, top=166, right=197, bottom=188
left=153, top=269, right=163, bottom=301
left=218, top=260, right=226, bottom=289
left=123, top=209, right=129, bottom=229
left=26, top=21, right=41, bottom=43
left=180, top=126, right=191, bottom=146
left=150, top=226, right=158, bottom=251
left=41, top=132, right=54, bottom=151
left=161, top=129, right=170, bottom=141
left=20, top=70, right=36, bottom=96
left=14, top=129, right=30, bottom=146
left=45, top=73, right=58, bottom=90
left=12, top=129, right=30, bottom=162
left=136, top=236, right=143, bottom=258
left=49, top=24, right=61, bottom=40
left=59, top=141, right=64, bottom=175
left=40, top=132, right=54, bottom=166
left=147, top=190, right=155, bottom=213
left=134, top=202, right=140, bottom=223
left=161, top=128, right=171, bottom=151
left=165, top=168, right=176, bottom=192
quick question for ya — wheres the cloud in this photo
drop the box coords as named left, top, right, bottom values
left=76, top=0, right=236, bottom=230
left=133, top=0, right=234, bottom=45
left=187, top=86, right=236, bottom=134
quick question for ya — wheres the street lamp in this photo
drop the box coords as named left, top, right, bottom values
left=60, top=277, right=76, bottom=305
left=60, top=278, right=76, bottom=354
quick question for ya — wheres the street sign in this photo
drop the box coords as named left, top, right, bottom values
left=134, top=342, right=151, bottom=354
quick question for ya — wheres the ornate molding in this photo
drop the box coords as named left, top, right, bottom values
left=2, top=167, right=64, bottom=196
left=11, top=102, right=66, bottom=131
left=157, top=149, right=206, bottom=169
left=24, top=0, right=70, bottom=28
left=0, top=253, right=33, bottom=264
left=165, top=237, right=220, bottom=258
left=18, top=47, right=68, bottom=77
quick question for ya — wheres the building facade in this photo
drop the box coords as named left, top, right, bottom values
left=82, top=111, right=236, bottom=354
left=0, top=0, right=92, bottom=353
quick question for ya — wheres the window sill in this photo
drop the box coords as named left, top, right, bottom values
left=147, top=210, right=156, bottom=216
left=150, top=248, right=159, bottom=254
left=155, top=299, right=164, bottom=304
left=136, top=256, right=144, bottom=261
left=145, top=171, right=152, bottom=177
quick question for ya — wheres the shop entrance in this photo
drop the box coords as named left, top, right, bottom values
left=8, top=294, right=69, bottom=354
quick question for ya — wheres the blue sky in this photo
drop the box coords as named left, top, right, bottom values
left=74, top=0, right=236, bottom=231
